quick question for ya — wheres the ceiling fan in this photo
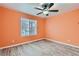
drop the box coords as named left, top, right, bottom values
left=34, top=3, right=59, bottom=16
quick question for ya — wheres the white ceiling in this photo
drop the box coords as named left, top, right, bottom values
left=0, top=3, right=79, bottom=17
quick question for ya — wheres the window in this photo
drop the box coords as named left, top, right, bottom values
left=21, top=17, right=37, bottom=36
left=29, top=20, right=37, bottom=35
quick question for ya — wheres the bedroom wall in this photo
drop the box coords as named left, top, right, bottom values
left=0, top=6, right=46, bottom=48
left=1, top=6, right=79, bottom=48
left=0, top=7, right=4, bottom=42
left=46, top=9, right=79, bottom=46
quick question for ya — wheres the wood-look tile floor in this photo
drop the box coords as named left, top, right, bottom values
left=0, top=39, right=79, bottom=56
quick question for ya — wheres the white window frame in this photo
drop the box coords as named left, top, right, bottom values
left=21, top=17, right=37, bottom=37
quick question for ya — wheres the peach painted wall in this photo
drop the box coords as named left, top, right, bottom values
left=46, top=9, right=79, bottom=46
left=0, top=8, right=2, bottom=39
left=0, top=6, right=46, bottom=48
left=0, top=7, right=2, bottom=37
left=0, top=7, right=4, bottom=42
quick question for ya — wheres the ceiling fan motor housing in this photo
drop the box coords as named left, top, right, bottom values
left=41, top=3, right=54, bottom=9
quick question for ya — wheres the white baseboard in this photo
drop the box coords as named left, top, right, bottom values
left=1, top=38, right=79, bottom=49
left=46, top=38, right=79, bottom=49
left=0, top=38, right=45, bottom=49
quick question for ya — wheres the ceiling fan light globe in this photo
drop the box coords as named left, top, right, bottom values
left=43, top=11, right=49, bottom=14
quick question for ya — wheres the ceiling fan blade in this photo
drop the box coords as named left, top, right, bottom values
left=42, top=3, right=49, bottom=9
left=36, top=12, right=43, bottom=15
left=48, top=3, right=54, bottom=8
left=35, top=7, right=43, bottom=10
left=49, top=10, right=59, bottom=12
